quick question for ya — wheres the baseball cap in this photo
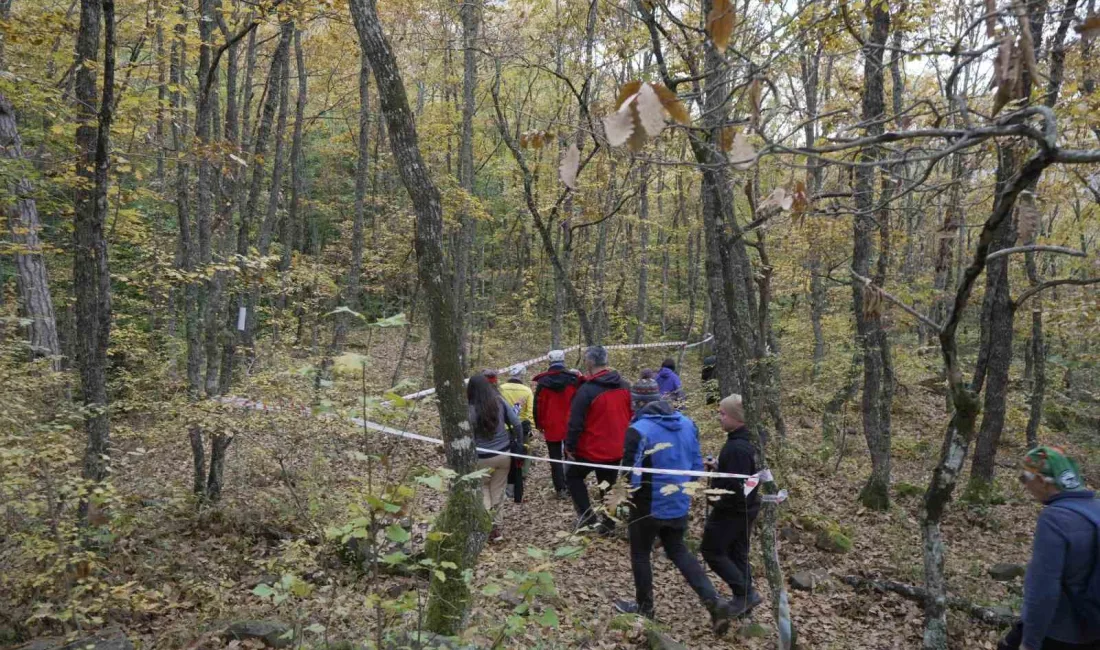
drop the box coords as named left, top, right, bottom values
left=1023, top=445, right=1083, bottom=490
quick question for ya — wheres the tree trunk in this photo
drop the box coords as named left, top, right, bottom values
left=0, top=92, right=62, bottom=365
left=800, top=41, right=827, bottom=378
left=921, top=144, right=1054, bottom=650
left=258, top=26, right=291, bottom=255
left=170, top=12, right=202, bottom=398
left=970, top=0, right=1066, bottom=489
left=852, top=2, right=892, bottom=511
left=333, top=46, right=371, bottom=353
left=633, top=164, right=650, bottom=345
left=349, top=0, right=488, bottom=635
left=454, top=0, right=480, bottom=371
left=74, top=0, right=114, bottom=519
left=223, top=22, right=292, bottom=386
left=284, top=28, right=306, bottom=271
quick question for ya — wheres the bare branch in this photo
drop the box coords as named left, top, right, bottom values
left=850, top=269, right=943, bottom=334
left=1015, top=277, right=1100, bottom=308
left=986, top=245, right=1087, bottom=261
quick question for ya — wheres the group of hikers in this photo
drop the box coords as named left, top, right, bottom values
left=465, top=345, right=761, bottom=635
left=464, top=346, right=1100, bottom=647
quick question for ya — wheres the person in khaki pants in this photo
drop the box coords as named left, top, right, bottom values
left=467, top=373, right=521, bottom=542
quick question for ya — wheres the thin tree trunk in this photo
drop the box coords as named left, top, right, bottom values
left=852, top=2, right=892, bottom=511
left=171, top=10, right=202, bottom=397
left=74, top=0, right=114, bottom=519
left=349, top=0, right=487, bottom=635
left=0, top=93, right=62, bottom=366
left=633, top=163, right=650, bottom=345
left=284, top=28, right=306, bottom=272
left=258, top=26, right=291, bottom=255
left=454, top=0, right=480, bottom=371
left=224, top=22, right=292, bottom=384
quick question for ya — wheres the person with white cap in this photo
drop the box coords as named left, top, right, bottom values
left=532, top=350, right=579, bottom=499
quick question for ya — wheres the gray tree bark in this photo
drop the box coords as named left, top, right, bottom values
left=74, top=0, right=114, bottom=519
left=349, top=0, right=488, bottom=635
left=454, top=0, right=480, bottom=370
left=0, top=92, right=62, bottom=366
left=852, top=2, right=893, bottom=511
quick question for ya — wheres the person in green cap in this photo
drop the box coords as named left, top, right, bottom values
left=999, top=445, right=1100, bottom=650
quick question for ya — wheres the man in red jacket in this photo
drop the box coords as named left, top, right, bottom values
left=533, top=350, right=579, bottom=500
left=565, top=346, right=632, bottom=534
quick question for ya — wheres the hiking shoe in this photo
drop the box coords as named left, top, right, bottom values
left=731, top=590, right=763, bottom=618
left=709, top=598, right=736, bottom=637
left=489, top=525, right=503, bottom=543
left=613, top=599, right=654, bottom=619
left=505, top=485, right=515, bottom=500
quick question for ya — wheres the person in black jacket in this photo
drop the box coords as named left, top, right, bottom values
left=702, top=393, right=762, bottom=617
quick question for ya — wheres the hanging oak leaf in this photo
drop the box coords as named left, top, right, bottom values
left=791, top=180, right=810, bottom=215
left=749, top=77, right=763, bottom=128
left=718, top=125, right=736, bottom=152
left=729, top=130, right=755, bottom=169
left=635, top=82, right=666, bottom=137
left=650, top=83, right=691, bottom=124
left=559, top=143, right=580, bottom=190
left=760, top=187, right=793, bottom=211
left=707, top=0, right=736, bottom=52
left=862, top=284, right=884, bottom=318
left=1016, top=192, right=1040, bottom=244
left=615, top=80, right=643, bottom=110
left=1076, top=13, right=1100, bottom=44
left=603, top=98, right=636, bottom=148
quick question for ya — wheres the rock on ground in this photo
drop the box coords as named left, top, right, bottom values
left=223, top=620, right=294, bottom=649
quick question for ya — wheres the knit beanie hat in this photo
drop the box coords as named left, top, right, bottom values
left=508, top=364, right=525, bottom=380
left=1023, top=445, right=1083, bottom=490
left=631, top=378, right=661, bottom=404
left=547, top=350, right=566, bottom=368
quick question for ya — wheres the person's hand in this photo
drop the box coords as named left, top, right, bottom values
left=703, top=456, right=717, bottom=471
left=565, top=449, right=576, bottom=461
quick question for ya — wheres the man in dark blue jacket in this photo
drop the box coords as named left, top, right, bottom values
left=614, top=379, right=735, bottom=636
left=702, top=393, right=762, bottom=618
left=999, top=446, right=1100, bottom=650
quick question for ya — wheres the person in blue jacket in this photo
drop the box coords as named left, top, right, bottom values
left=999, top=446, right=1100, bottom=650
left=613, top=378, right=735, bottom=636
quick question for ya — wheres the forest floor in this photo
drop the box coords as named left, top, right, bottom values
left=9, top=325, right=1098, bottom=650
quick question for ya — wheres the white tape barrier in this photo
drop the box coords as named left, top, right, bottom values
left=218, top=334, right=790, bottom=499
left=219, top=390, right=772, bottom=493
left=399, top=334, right=714, bottom=402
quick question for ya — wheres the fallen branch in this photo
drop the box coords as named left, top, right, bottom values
left=840, top=576, right=1016, bottom=627
left=985, top=244, right=1086, bottom=262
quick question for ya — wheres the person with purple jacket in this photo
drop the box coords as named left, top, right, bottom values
left=999, top=446, right=1100, bottom=650
left=654, top=358, right=685, bottom=402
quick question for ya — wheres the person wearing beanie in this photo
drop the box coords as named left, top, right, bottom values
left=532, top=350, right=580, bottom=498
left=499, top=365, right=534, bottom=503
left=482, top=368, right=499, bottom=385
left=701, top=393, right=762, bottom=618
left=999, top=446, right=1100, bottom=650
left=614, top=378, right=735, bottom=634
left=655, top=358, right=685, bottom=402
left=565, top=345, right=632, bottom=534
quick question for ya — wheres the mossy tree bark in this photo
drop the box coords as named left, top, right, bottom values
left=349, top=0, right=488, bottom=635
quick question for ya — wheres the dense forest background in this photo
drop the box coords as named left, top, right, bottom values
left=1, top=0, right=1098, bottom=648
